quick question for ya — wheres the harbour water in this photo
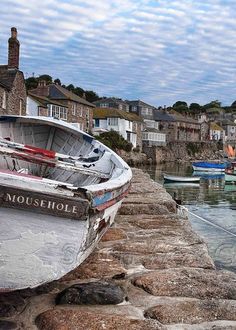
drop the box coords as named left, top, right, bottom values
left=142, top=162, right=236, bottom=272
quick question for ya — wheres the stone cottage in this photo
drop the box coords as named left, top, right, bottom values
left=30, top=81, right=95, bottom=132
left=0, top=27, right=26, bottom=115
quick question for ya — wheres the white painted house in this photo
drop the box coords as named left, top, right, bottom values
left=142, top=119, right=166, bottom=146
left=209, top=122, right=225, bottom=141
left=93, top=107, right=143, bottom=148
left=26, top=92, right=68, bottom=120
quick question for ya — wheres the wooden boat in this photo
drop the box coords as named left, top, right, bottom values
left=163, top=173, right=200, bottom=183
left=0, top=115, right=132, bottom=291
left=192, top=161, right=225, bottom=172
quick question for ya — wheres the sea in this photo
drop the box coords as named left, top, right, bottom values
left=141, top=162, right=236, bottom=273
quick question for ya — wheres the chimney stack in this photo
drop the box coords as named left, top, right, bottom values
left=8, top=27, right=20, bottom=69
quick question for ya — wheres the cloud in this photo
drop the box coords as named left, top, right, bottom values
left=0, top=0, right=236, bottom=106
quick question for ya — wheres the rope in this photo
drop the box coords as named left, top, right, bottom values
left=178, top=205, right=236, bottom=238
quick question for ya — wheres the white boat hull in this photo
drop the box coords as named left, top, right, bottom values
left=192, top=165, right=225, bottom=172
left=163, top=173, right=200, bottom=183
left=0, top=116, right=132, bottom=291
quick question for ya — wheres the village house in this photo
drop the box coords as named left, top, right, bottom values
left=220, top=119, right=236, bottom=143
left=92, top=107, right=143, bottom=149
left=0, top=27, right=26, bottom=116
left=127, top=100, right=167, bottom=146
left=154, top=108, right=176, bottom=143
left=209, top=122, right=225, bottom=142
left=167, top=110, right=201, bottom=142
left=93, top=98, right=129, bottom=112
left=27, top=91, right=68, bottom=120
left=127, top=99, right=156, bottom=120
left=29, top=81, right=95, bottom=132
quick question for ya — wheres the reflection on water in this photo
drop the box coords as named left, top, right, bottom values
left=141, top=163, right=236, bottom=272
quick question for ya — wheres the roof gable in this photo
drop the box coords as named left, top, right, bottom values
left=28, top=92, right=68, bottom=108
left=0, top=65, right=19, bottom=90
left=49, top=85, right=95, bottom=107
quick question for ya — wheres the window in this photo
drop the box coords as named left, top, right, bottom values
left=94, top=119, right=100, bottom=127
left=78, top=105, right=83, bottom=117
left=51, top=105, right=67, bottom=120
left=100, top=103, right=109, bottom=108
left=2, top=91, right=6, bottom=109
left=108, top=117, right=118, bottom=126
left=19, top=98, right=23, bottom=115
left=72, top=103, right=76, bottom=115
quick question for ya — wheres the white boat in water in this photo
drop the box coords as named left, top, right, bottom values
left=192, top=161, right=225, bottom=172
left=163, top=173, right=200, bottom=183
left=0, top=116, right=132, bottom=291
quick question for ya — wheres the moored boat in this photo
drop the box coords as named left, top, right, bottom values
left=192, top=161, right=225, bottom=172
left=0, top=115, right=132, bottom=291
left=225, top=172, right=236, bottom=183
left=163, top=173, right=200, bottom=183
left=224, top=161, right=236, bottom=183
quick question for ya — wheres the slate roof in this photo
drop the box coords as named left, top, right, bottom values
left=28, top=91, right=68, bottom=108
left=127, top=100, right=155, bottom=108
left=0, top=65, right=19, bottom=90
left=154, top=110, right=175, bottom=122
left=94, top=98, right=128, bottom=106
left=93, top=107, right=143, bottom=122
left=49, top=84, right=95, bottom=107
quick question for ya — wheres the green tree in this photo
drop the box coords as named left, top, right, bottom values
left=173, top=101, right=188, bottom=108
left=203, top=100, right=221, bottom=110
left=172, top=101, right=188, bottom=113
left=38, top=74, right=52, bottom=84
left=189, top=103, right=201, bottom=114
left=25, top=76, right=38, bottom=90
left=73, top=87, right=84, bottom=97
left=66, top=84, right=75, bottom=92
left=54, top=78, right=61, bottom=85
left=85, top=90, right=100, bottom=103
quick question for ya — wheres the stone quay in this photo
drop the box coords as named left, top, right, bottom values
left=0, top=168, right=236, bottom=330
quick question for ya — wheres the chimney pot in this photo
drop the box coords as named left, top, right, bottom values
left=11, top=27, right=17, bottom=38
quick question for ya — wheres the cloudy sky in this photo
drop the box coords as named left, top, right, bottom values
left=0, top=0, right=235, bottom=107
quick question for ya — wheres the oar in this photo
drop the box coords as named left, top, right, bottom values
left=0, top=146, right=110, bottom=179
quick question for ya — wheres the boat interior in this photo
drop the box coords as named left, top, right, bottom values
left=0, top=117, right=115, bottom=190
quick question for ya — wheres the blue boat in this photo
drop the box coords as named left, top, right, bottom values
left=192, top=161, right=225, bottom=172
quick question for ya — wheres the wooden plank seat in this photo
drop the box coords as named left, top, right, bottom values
left=0, top=168, right=78, bottom=196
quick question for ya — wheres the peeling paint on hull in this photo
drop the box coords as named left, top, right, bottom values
left=0, top=116, right=132, bottom=291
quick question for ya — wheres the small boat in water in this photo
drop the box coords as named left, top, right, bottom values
left=225, top=161, right=236, bottom=183
left=192, top=161, right=225, bottom=172
left=164, top=182, right=200, bottom=188
left=163, top=173, right=200, bottom=183
left=0, top=116, right=132, bottom=291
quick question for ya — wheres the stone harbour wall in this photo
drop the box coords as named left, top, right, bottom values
left=1, top=168, right=236, bottom=329
left=143, top=141, right=224, bottom=164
